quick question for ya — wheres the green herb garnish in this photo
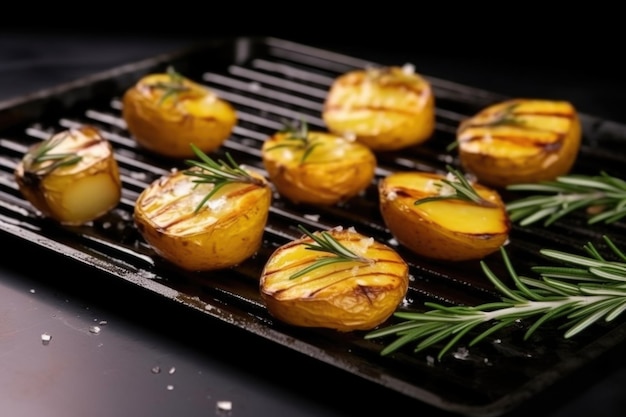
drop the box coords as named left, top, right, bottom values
left=264, top=119, right=321, bottom=164
left=22, top=132, right=82, bottom=178
left=413, top=165, right=497, bottom=208
left=183, top=144, right=266, bottom=213
left=365, top=235, right=626, bottom=360
left=290, top=225, right=373, bottom=280
left=149, top=66, right=190, bottom=105
left=506, top=171, right=626, bottom=226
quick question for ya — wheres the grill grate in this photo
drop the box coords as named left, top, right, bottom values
left=1, top=37, right=626, bottom=417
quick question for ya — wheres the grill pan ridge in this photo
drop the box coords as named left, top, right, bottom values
left=1, top=36, right=626, bottom=416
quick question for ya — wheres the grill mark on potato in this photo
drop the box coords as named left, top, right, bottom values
left=459, top=134, right=564, bottom=149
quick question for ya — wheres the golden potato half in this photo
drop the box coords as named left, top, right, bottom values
left=260, top=226, right=409, bottom=332
left=14, top=125, right=122, bottom=226
left=456, top=98, right=582, bottom=188
left=261, top=128, right=377, bottom=205
left=134, top=163, right=271, bottom=271
left=122, top=67, right=237, bottom=158
left=322, top=64, right=435, bottom=151
left=379, top=171, right=510, bottom=261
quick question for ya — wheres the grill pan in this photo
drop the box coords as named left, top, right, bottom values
left=1, top=36, right=626, bottom=417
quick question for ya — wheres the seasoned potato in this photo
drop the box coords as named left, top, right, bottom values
left=322, top=64, right=435, bottom=151
left=260, top=226, right=409, bottom=332
left=122, top=66, right=237, bottom=158
left=261, top=121, right=377, bottom=205
left=378, top=170, right=510, bottom=261
left=134, top=147, right=271, bottom=271
left=14, top=125, right=122, bottom=226
left=456, top=98, right=582, bottom=188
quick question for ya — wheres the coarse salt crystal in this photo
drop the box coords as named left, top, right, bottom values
left=217, top=401, right=232, bottom=411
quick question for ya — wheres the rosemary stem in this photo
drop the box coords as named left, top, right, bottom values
left=481, top=296, right=605, bottom=321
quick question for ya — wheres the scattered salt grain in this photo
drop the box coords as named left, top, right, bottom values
left=426, top=355, right=435, bottom=366
left=89, top=326, right=101, bottom=334
left=166, top=385, right=174, bottom=391
left=41, top=333, right=52, bottom=345
left=168, top=366, right=176, bottom=375
left=217, top=401, right=232, bottom=412
left=151, top=366, right=161, bottom=374
left=29, top=289, right=36, bottom=294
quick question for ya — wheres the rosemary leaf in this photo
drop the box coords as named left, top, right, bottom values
left=265, top=119, right=318, bottom=164
left=365, top=235, right=626, bottom=360
left=506, top=171, right=626, bottom=226
left=183, top=144, right=265, bottom=213
left=414, top=165, right=497, bottom=208
left=290, top=225, right=373, bottom=280
left=23, top=131, right=83, bottom=177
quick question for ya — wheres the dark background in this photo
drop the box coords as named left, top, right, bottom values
left=1, top=12, right=626, bottom=417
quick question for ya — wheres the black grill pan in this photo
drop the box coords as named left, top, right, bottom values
left=1, top=36, right=625, bottom=417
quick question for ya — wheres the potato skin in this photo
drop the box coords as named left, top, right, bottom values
left=456, top=98, right=582, bottom=188
left=322, top=65, right=435, bottom=151
left=379, top=171, right=510, bottom=261
left=122, top=71, right=237, bottom=158
left=260, top=227, right=409, bottom=332
left=134, top=167, right=271, bottom=271
left=261, top=130, right=377, bottom=205
left=14, top=125, right=121, bottom=226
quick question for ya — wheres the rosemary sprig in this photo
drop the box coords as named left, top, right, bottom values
left=506, top=171, right=626, bottom=226
left=414, top=165, right=497, bottom=208
left=290, top=225, right=373, bottom=280
left=183, top=144, right=266, bottom=213
left=22, top=132, right=82, bottom=177
left=264, top=119, right=321, bottom=163
left=365, top=235, right=626, bottom=360
left=149, top=66, right=190, bottom=105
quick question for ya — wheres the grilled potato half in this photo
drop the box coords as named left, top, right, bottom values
left=260, top=226, right=409, bottom=332
left=261, top=122, right=377, bottom=205
left=322, top=64, right=435, bottom=151
left=122, top=66, right=237, bottom=159
left=379, top=170, right=510, bottom=261
left=14, top=125, right=122, bottom=226
left=456, top=98, right=582, bottom=188
left=134, top=149, right=272, bottom=271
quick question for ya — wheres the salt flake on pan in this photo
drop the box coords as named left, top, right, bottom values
left=41, top=333, right=52, bottom=345
left=217, top=400, right=232, bottom=412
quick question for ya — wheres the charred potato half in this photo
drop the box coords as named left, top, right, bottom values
left=379, top=170, right=510, bottom=261
left=456, top=98, right=582, bottom=188
left=134, top=147, right=272, bottom=271
left=261, top=122, right=377, bottom=205
left=14, top=125, right=122, bottom=226
left=260, top=226, right=409, bottom=332
left=122, top=66, right=237, bottom=159
left=322, top=64, right=435, bottom=151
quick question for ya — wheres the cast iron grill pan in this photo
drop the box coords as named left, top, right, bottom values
left=1, top=37, right=625, bottom=416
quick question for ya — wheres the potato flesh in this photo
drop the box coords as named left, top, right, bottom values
left=457, top=99, right=581, bottom=187
left=322, top=65, right=435, bottom=151
left=261, top=131, right=377, bottom=205
left=122, top=73, right=237, bottom=158
left=260, top=228, right=409, bottom=332
left=14, top=126, right=121, bottom=225
left=379, top=172, right=510, bottom=261
left=134, top=167, right=271, bottom=271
